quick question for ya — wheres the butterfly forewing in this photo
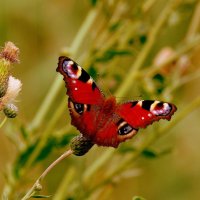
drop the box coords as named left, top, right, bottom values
left=57, top=56, right=105, bottom=104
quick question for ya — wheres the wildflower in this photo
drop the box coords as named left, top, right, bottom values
left=0, top=42, right=22, bottom=118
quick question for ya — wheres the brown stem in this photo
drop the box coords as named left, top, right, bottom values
left=21, top=149, right=74, bottom=200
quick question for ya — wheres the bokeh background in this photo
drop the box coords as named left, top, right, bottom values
left=0, top=0, right=200, bottom=199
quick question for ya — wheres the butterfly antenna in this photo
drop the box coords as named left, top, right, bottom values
left=98, top=76, right=114, bottom=97
left=115, top=94, right=143, bottom=102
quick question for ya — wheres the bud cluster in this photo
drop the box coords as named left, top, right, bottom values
left=0, top=42, right=22, bottom=118
left=70, top=134, right=94, bottom=156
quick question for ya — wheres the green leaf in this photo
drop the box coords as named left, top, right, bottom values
left=153, top=73, right=165, bottom=83
left=20, top=125, right=29, bottom=140
left=13, top=133, right=76, bottom=178
left=142, top=148, right=172, bottom=159
left=95, top=49, right=132, bottom=62
left=118, top=145, right=136, bottom=153
left=89, top=0, right=98, bottom=6
left=132, top=196, right=146, bottom=200
left=31, top=195, right=51, bottom=198
left=139, top=34, right=147, bottom=44
left=88, top=65, right=98, bottom=80
left=153, top=74, right=165, bottom=94
left=142, top=149, right=157, bottom=158
left=109, top=22, right=121, bottom=32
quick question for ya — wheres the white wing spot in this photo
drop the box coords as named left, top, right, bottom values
left=87, top=78, right=93, bottom=84
left=148, top=113, right=152, bottom=117
left=138, top=101, right=143, bottom=106
left=75, top=88, right=78, bottom=91
left=150, top=101, right=160, bottom=111
left=68, top=61, right=74, bottom=65
left=141, top=117, right=145, bottom=120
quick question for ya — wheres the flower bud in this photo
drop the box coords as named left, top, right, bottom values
left=3, top=103, right=18, bottom=118
left=35, top=182, right=42, bottom=191
left=0, top=41, right=20, bottom=64
left=70, top=135, right=94, bottom=156
left=0, top=42, right=19, bottom=98
left=0, top=59, right=10, bottom=97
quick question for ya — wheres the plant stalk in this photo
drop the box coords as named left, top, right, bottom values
left=21, top=149, right=73, bottom=200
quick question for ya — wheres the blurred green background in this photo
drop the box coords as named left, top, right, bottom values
left=0, top=0, right=200, bottom=199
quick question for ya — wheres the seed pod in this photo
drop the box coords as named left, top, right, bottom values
left=3, top=103, right=18, bottom=118
left=70, top=135, right=94, bottom=156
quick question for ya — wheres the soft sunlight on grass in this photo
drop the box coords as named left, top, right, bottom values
left=1, top=0, right=200, bottom=199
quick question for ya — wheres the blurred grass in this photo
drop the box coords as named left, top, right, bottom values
left=1, top=0, right=200, bottom=199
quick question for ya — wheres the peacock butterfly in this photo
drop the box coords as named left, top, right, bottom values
left=57, top=56, right=177, bottom=148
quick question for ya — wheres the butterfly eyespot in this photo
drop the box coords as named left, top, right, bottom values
left=74, top=103, right=84, bottom=114
left=118, top=124, right=133, bottom=135
left=62, top=60, right=81, bottom=79
left=62, top=60, right=70, bottom=73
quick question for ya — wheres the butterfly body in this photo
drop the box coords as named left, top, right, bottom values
left=57, top=56, right=177, bottom=148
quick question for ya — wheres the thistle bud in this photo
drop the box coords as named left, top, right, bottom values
left=35, top=182, right=42, bottom=191
left=0, top=42, right=19, bottom=98
left=0, top=59, right=10, bottom=97
left=70, top=135, right=94, bottom=156
left=3, top=103, right=18, bottom=118
left=0, top=41, right=20, bottom=63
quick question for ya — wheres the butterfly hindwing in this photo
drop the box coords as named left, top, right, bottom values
left=68, top=98, right=98, bottom=137
left=117, top=100, right=177, bottom=129
left=93, top=99, right=177, bottom=148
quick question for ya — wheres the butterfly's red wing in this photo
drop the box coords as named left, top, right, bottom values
left=57, top=56, right=177, bottom=149
left=93, top=100, right=177, bottom=148
left=117, top=100, right=177, bottom=129
left=57, top=56, right=105, bottom=140
left=67, top=98, right=99, bottom=137
left=94, top=117, right=138, bottom=148
left=57, top=56, right=104, bottom=104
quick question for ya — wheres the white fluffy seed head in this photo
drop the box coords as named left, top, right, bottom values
left=0, top=76, right=22, bottom=108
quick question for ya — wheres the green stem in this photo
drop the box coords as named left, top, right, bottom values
left=144, top=35, right=200, bottom=77
left=185, top=1, right=200, bottom=40
left=88, top=94, right=200, bottom=197
left=164, top=70, right=200, bottom=95
left=82, top=0, right=176, bottom=183
left=115, top=0, right=175, bottom=98
left=53, top=167, right=76, bottom=200
left=18, top=6, right=101, bottom=199
left=0, top=116, right=7, bottom=128
left=29, top=75, right=63, bottom=132
left=159, top=95, right=200, bottom=134
left=70, top=8, right=100, bottom=56
left=21, top=149, right=73, bottom=200
left=29, top=7, right=100, bottom=132
left=23, top=4, right=100, bottom=174
left=24, top=97, right=67, bottom=171
left=83, top=148, right=115, bottom=182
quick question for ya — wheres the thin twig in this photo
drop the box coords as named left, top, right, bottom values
left=0, top=117, right=7, bottom=128
left=186, top=1, right=200, bottom=40
left=29, top=7, right=100, bottom=132
left=82, top=0, right=176, bottom=184
left=115, top=0, right=176, bottom=98
left=21, top=149, right=73, bottom=200
left=24, top=5, right=100, bottom=176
